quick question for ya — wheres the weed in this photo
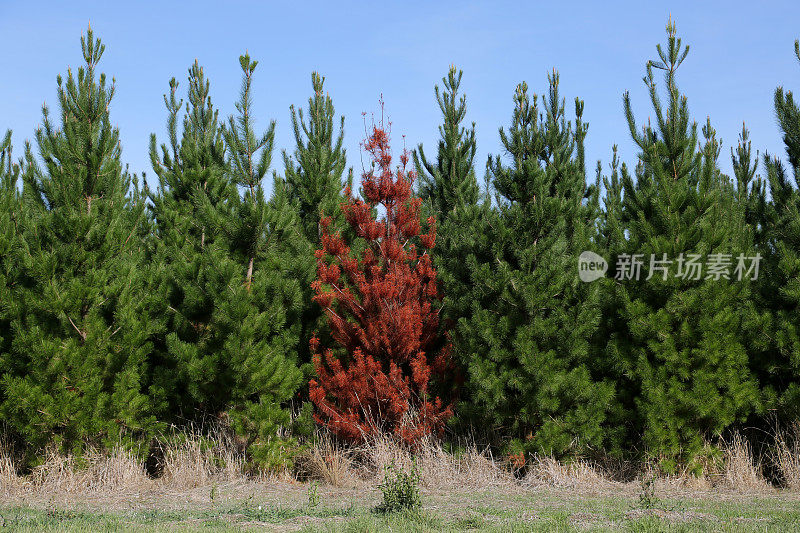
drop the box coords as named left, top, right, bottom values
left=376, top=460, right=421, bottom=513
left=307, top=481, right=321, bottom=509
left=637, top=473, right=658, bottom=509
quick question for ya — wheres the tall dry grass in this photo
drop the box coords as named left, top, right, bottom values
left=156, top=426, right=244, bottom=489
left=631, top=432, right=770, bottom=492
left=295, top=432, right=522, bottom=490
left=0, top=425, right=248, bottom=497
left=294, top=430, right=356, bottom=487
left=0, top=424, right=794, bottom=498
left=0, top=446, right=26, bottom=496
left=718, top=431, right=768, bottom=490
left=357, top=434, right=516, bottom=489
left=523, top=455, right=608, bottom=488
left=29, top=446, right=149, bottom=494
left=773, top=421, right=800, bottom=489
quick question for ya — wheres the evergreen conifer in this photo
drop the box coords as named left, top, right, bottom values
left=411, top=66, right=484, bottom=431
left=282, top=73, right=350, bottom=245
left=147, top=60, right=233, bottom=417
left=309, top=111, right=454, bottom=445
left=761, top=39, right=800, bottom=417
left=149, top=55, right=303, bottom=465
left=211, top=54, right=305, bottom=464
left=455, top=73, right=614, bottom=456
left=1, top=28, right=159, bottom=453
left=611, top=20, right=759, bottom=463
left=413, top=66, right=480, bottom=218
left=0, top=131, right=21, bottom=416
left=280, top=73, right=351, bottom=374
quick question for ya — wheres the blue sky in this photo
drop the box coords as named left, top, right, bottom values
left=1, top=1, right=799, bottom=193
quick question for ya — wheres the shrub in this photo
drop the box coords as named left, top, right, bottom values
left=377, top=460, right=422, bottom=513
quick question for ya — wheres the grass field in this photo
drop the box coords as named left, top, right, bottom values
left=2, top=479, right=800, bottom=532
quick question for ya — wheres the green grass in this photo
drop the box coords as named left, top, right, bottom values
left=2, top=491, right=800, bottom=532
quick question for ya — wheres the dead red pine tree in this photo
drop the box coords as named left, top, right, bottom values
left=309, top=108, right=454, bottom=446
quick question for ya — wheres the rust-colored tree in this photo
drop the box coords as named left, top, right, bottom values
left=309, top=111, right=454, bottom=445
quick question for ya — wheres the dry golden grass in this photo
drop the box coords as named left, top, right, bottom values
left=718, top=432, right=769, bottom=490
left=648, top=464, right=714, bottom=491
left=453, top=445, right=516, bottom=489
left=355, top=434, right=516, bottom=490
left=773, top=421, right=800, bottom=489
left=295, top=431, right=357, bottom=487
left=158, top=438, right=216, bottom=489
left=0, top=434, right=26, bottom=496
left=29, top=446, right=149, bottom=494
left=0, top=425, right=795, bottom=501
left=294, top=432, right=516, bottom=490
left=1, top=426, right=246, bottom=497
left=634, top=434, right=770, bottom=492
left=157, top=427, right=244, bottom=489
left=0, top=448, right=27, bottom=496
left=524, top=455, right=610, bottom=489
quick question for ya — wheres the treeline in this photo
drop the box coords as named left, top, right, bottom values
left=1, top=21, right=799, bottom=472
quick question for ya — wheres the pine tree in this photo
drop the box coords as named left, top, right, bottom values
left=208, top=54, right=304, bottom=465
left=596, top=146, right=628, bottom=256
left=0, top=131, right=21, bottom=415
left=612, top=20, right=759, bottom=464
left=149, top=55, right=303, bottom=466
left=411, top=65, right=481, bottom=308
left=411, top=66, right=484, bottom=433
left=280, top=73, right=351, bottom=373
left=455, top=73, right=614, bottom=457
left=309, top=110, right=454, bottom=445
left=728, top=126, right=775, bottom=421
left=413, top=66, right=479, bottom=218
left=1, top=27, right=159, bottom=454
left=593, top=147, right=638, bottom=447
left=282, top=72, right=350, bottom=245
left=147, top=60, right=233, bottom=418
left=761, top=39, right=800, bottom=418
left=732, top=127, right=767, bottom=241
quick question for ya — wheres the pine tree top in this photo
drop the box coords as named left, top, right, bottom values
left=281, top=71, right=349, bottom=244
left=489, top=71, right=587, bottom=209
left=24, top=25, right=127, bottom=214
left=414, top=65, right=479, bottom=217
